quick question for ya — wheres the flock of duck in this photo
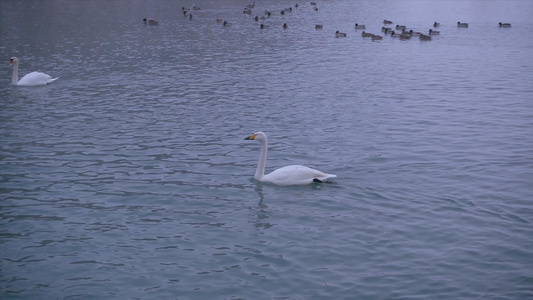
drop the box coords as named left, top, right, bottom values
left=337, top=20, right=511, bottom=41
left=143, top=2, right=512, bottom=43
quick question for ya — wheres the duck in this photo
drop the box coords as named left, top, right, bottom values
left=419, top=34, right=432, bottom=40
left=428, top=29, right=440, bottom=35
left=315, top=24, right=323, bottom=29
left=409, top=30, right=421, bottom=36
left=335, top=31, right=347, bottom=37
left=244, top=132, right=336, bottom=186
left=361, top=31, right=373, bottom=37
left=371, top=34, right=383, bottom=40
left=499, top=22, right=511, bottom=27
left=390, top=31, right=401, bottom=38
left=383, top=19, right=393, bottom=24
left=192, top=5, right=201, bottom=10
left=355, top=23, right=366, bottom=29
left=223, top=21, right=232, bottom=27
left=457, top=22, right=468, bottom=28
left=8, top=57, right=58, bottom=86
left=216, top=18, right=223, bottom=23
left=260, top=24, right=269, bottom=29
left=143, top=18, right=158, bottom=25
left=433, top=22, right=440, bottom=27
left=283, top=23, right=288, bottom=29
left=396, top=25, right=406, bottom=30
left=382, top=27, right=393, bottom=34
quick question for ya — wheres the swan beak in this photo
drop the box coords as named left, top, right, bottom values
left=244, top=134, right=256, bottom=140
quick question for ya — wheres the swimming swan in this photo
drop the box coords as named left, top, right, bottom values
left=244, top=132, right=337, bottom=186
left=8, top=57, right=58, bottom=86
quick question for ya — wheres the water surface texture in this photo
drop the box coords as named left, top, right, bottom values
left=1, top=0, right=532, bottom=299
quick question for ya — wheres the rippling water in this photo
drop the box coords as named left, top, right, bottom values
left=1, top=0, right=532, bottom=299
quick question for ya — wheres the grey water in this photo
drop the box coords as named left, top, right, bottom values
left=1, top=0, right=532, bottom=299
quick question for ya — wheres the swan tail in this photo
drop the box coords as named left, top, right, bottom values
left=314, top=173, right=337, bottom=183
left=47, top=77, right=59, bottom=84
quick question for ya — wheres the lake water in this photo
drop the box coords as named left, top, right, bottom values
left=1, top=0, right=532, bottom=299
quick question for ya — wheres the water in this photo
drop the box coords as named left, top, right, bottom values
left=1, top=0, right=532, bottom=299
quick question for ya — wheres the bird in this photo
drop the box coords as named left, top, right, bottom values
left=362, top=31, right=373, bottom=37
left=383, top=19, right=393, bottom=24
left=396, top=25, right=406, bottom=30
left=428, top=29, right=440, bottom=35
left=223, top=21, right=232, bottom=27
left=8, top=57, right=58, bottom=86
left=335, top=31, right=347, bottom=37
left=355, top=23, right=366, bottom=29
left=283, top=23, right=288, bottom=29
left=419, top=34, right=432, bottom=41
left=371, top=34, right=383, bottom=40
left=315, top=24, right=323, bottom=29
left=433, top=22, right=440, bottom=27
left=457, top=22, right=468, bottom=28
left=499, top=22, right=511, bottom=27
left=143, top=18, right=158, bottom=25
left=244, top=132, right=336, bottom=186
left=390, top=31, right=401, bottom=38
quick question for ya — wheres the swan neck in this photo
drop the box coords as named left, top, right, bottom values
left=255, top=137, right=267, bottom=180
left=12, top=60, right=19, bottom=85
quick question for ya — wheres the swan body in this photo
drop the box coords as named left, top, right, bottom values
left=8, top=57, right=58, bottom=86
left=244, top=132, right=336, bottom=186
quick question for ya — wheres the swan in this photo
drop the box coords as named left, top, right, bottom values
left=8, top=57, right=58, bottom=86
left=244, top=132, right=336, bottom=186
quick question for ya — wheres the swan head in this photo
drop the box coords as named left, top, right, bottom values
left=8, top=57, right=18, bottom=64
left=244, top=132, right=266, bottom=141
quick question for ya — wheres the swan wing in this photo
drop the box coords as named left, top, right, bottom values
left=263, top=165, right=336, bottom=186
left=17, top=72, right=58, bottom=86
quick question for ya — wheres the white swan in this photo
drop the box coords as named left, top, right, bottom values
left=8, top=57, right=58, bottom=86
left=244, top=132, right=337, bottom=186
